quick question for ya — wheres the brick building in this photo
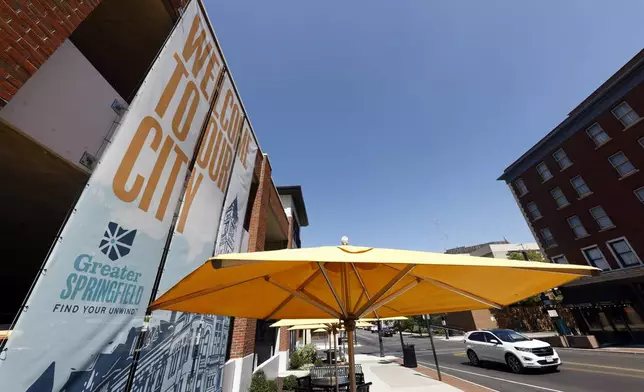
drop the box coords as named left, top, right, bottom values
left=499, top=50, right=644, bottom=345
left=0, top=0, right=309, bottom=390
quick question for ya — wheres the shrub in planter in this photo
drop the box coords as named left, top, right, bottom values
left=289, top=350, right=304, bottom=370
left=282, top=375, right=298, bottom=392
left=249, top=370, right=277, bottom=392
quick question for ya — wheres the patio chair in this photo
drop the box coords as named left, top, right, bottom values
left=357, top=382, right=373, bottom=392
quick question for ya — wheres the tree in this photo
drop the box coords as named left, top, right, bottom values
left=507, top=250, right=546, bottom=262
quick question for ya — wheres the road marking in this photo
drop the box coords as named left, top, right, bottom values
left=564, top=366, right=644, bottom=379
left=454, top=352, right=466, bottom=357
left=564, top=361, right=644, bottom=373
left=418, top=361, right=564, bottom=392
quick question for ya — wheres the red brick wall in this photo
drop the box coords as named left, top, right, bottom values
left=512, top=83, right=644, bottom=268
left=229, top=317, right=257, bottom=359
left=0, top=0, right=103, bottom=106
left=279, top=326, right=289, bottom=352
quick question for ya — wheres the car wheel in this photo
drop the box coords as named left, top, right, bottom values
left=506, top=354, right=524, bottom=374
left=467, top=350, right=480, bottom=366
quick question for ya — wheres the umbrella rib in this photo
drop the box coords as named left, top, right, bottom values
left=381, top=264, right=503, bottom=309
left=264, top=268, right=322, bottom=319
left=265, top=277, right=344, bottom=319
left=350, top=263, right=378, bottom=317
left=422, top=277, right=503, bottom=309
left=341, top=264, right=351, bottom=317
left=317, top=262, right=347, bottom=316
left=355, top=264, right=416, bottom=316
left=149, top=275, right=264, bottom=311
left=358, top=278, right=421, bottom=317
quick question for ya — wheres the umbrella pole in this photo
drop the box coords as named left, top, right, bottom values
left=425, top=314, right=442, bottom=381
left=333, top=328, right=339, bottom=392
left=346, top=320, right=357, bottom=392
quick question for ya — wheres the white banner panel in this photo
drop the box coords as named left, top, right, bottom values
left=216, top=120, right=258, bottom=256
left=131, top=73, right=248, bottom=391
left=0, top=1, right=222, bottom=390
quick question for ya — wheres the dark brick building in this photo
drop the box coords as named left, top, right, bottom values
left=499, top=50, right=644, bottom=345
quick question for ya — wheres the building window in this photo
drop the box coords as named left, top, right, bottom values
left=612, top=102, right=640, bottom=127
left=540, top=227, right=556, bottom=248
left=550, top=187, right=569, bottom=208
left=607, top=238, right=641, bottom=268
left=589, top=206, right=614, bottom=229
left=552, top=255, right=568, bottom=264
left=515, top=178, right=528, bottom=196
left=570, top=176, right=592, bottom=198
left=582, top=245, right=611, bottom=270
left=536, top=162, right=553, bottom=182
left=639, top=137, right=644, bottom=148
left=526, top=202, right=542, bottom=220
left=608, top=151, right=637, bottom=177
left=553, top=149, right=572, bottom=170
left=635, top=187, right=644, bottom=203
left=567, top=216, right=588, bottom=239
left=586, top=123, right=610, bottom=147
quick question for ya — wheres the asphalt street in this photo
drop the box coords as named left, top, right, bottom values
left=352, top=329, right=644, bottom=392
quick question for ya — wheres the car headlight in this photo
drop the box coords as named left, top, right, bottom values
left=515, top=347, right=532, bottom=352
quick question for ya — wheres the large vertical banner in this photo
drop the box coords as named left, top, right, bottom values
left=216, top=119, right=258, bottom=256
left=130, top=76, right=253, bottom=391
left=0, top=1, right=226, bottom=390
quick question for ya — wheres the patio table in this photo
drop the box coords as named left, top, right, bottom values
left=311, top=376, right=350, bottom=391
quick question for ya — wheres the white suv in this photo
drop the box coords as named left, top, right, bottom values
left=464, top=329, right=560, bottom=373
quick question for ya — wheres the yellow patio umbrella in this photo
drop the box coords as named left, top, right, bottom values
left=271, top=317, right=402, bottom=327
left=151, top=244, right=599, bottom=392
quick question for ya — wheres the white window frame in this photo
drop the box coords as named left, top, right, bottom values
left=551, top=254, right=568, bottom=264
left=585, top=123, right=610, bottom=147
left=526, top=201, right=542, bottom=221
left=536, top=162, right=553, bottom=182
left=550, top=187, right=570, bottom=208
left=608, top=151, right=637, bottom=178
left=567, top=215, right=588, bottom=239
left=540, top=227, right=557, bottom=248
left=606, top=237, right=642, bottom=268
left=589, top=205, right=614, bottom=230
left=611, top=101, right=640, bottom=127
left=515, top=178, right=528, bottom=196
left=580, top=244, right=612, bottom=271
left=553, top=148, right=572, bottom=170
left=570, top=175, right=592, bottom=198
left=634, top=186, right=644, bottom=203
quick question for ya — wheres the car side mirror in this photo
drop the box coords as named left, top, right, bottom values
left=489, top=339, right=500, bottom=344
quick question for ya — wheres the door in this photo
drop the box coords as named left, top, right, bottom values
left=483, top=332, right=505, bottom=362
left=466, top=332, right=487, bottom=359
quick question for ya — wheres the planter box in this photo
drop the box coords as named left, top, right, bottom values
left=539, top=335, right=568, bottom=348
left=565, top=335, right=599, bottom=349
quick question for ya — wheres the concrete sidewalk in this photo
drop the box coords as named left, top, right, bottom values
left=356, top=354, right=462, bottom=392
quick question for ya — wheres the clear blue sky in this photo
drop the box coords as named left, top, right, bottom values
left=204, top=0, right=644, bottom=251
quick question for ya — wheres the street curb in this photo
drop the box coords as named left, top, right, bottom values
left=392, top=356, right=498, bottom=392
left=556, top=347, right=644, bottom=355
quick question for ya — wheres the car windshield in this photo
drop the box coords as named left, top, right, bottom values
left=493, top=330, right=531, bottom=342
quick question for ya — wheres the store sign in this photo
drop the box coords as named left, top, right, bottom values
left=0, top=1, right=232, bottom=390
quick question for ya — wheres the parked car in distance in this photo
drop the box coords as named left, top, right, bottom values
left=382, top=327, right=393, bottom=337
left=464, top=329, right=560, bottom=373
left=370, top=325, right=378, bottom=333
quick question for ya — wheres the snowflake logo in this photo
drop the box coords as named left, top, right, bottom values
left=99, top=222, right=137, bottom=261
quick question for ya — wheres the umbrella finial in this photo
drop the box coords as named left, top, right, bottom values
left=341, top=236, right=349, bottom=245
